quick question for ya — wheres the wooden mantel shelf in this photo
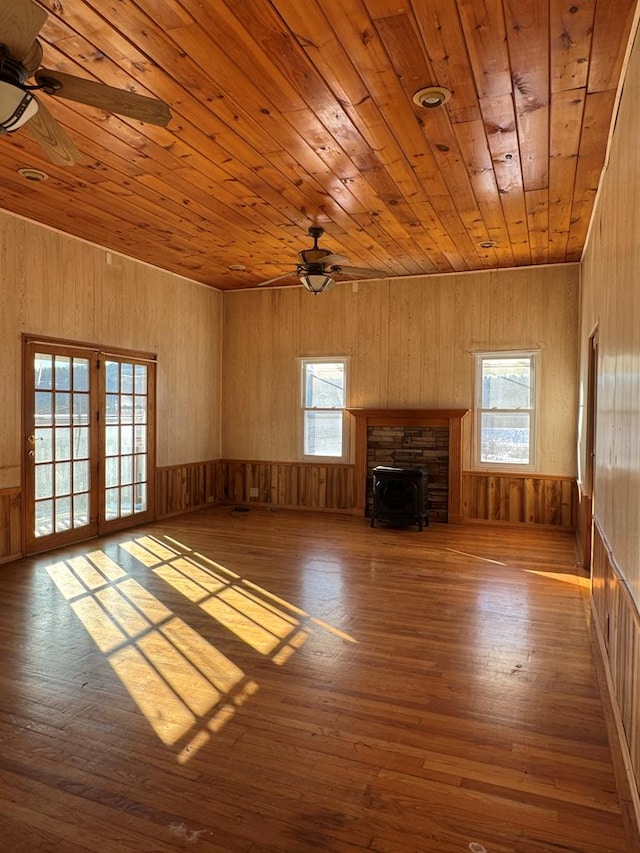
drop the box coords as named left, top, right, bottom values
left=347, top=408, right=470, bottom=523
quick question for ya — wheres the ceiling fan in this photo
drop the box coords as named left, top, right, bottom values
left=257, top=226, right=388, bottom=294
left=0, top=0, right=171, bottom=166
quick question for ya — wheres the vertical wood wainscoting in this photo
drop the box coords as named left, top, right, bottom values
left=462, top=472, right=578, bottom=528
left=155, top=461, right=223, bottom=518
left=0, top=488, right=21, bottom=563
left=222, top=460, right=354, bottom=511
left=591, top=519, right=640, bottom=836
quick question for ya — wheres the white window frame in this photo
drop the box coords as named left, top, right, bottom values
left=473, top=350, right=538, bottom=471
left=299, top=357, right=349, bottom=462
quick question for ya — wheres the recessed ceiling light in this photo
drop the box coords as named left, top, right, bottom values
left=17, top=167, right=48, bottom=182
left=412, top=86, right=452, bottom=109
left=479, top=240, right=497, bottom=249
left=228, top=264, right=247, bottom=271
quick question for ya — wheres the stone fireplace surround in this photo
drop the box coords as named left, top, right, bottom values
left=347, top=409, right=470, bottom=523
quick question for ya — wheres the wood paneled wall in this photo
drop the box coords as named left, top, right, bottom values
left=0, top=488, right=21, bottom=564
left=222, top=460, right=354, bottom=512
left=155, top=461, right=223, bottom=519
left=591, top=521, right=640, bottom=828
left=578, top=19, right=640, bottom=836
left=579, top=18, right=640, bottom=604
left=462, top=472, right=577, bottom=528
left=222, top=265, right=579, bottom=477
left=0, top=211, right=223, bottom=491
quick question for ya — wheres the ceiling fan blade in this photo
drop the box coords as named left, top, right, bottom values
left=35, top=69, right=172, bottom=126
left=25, top=99, right=82, bottom=166
left=0, top=0, right=47, bottom=61
left=333, top=265, right=387, bottom=279
left=256, top=271, right=297, bottom=287
left=320, top=252, right=350, bottom=266
left=22, top=36, right=42, bottom=74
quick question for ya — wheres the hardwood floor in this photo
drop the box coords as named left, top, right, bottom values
left=0, top=507, right=633, bottom=852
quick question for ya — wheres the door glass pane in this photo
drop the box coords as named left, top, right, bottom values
left=120, top=485, right=133, bottom=517
left=35, top=464, right=53, bottom=500
left=105, top=361, right=119, bottom=393
left=35, top=499, right=53, bottom=537
left=135, top=483, right=147, bottom=512
left=35, top=428, right=53, bottom=463
left=121, top=363, right=134, bottom=394
left=105, top=457, right=119, bottom=488
left=55, top=462, right=72, bottom=496
left=121, top=456, right=133, bottom=485
left=121, top=425, right=133, bottom=455
left=73, top=393, right=90, bottom=424
left=55, top=428, right=71, bottom=461
left=35, top=391, right=53, bottom=426
left=55, top=496, right=72, bottom=532
left=105, top=488, right=119, bottom=521
left=73, top=358, right=89, bottom=391
left=54, top=356, right=71, bottom=391
left=35, top=354, right=53, bottom=390
left=73, top=427, right=89, bottom=459
left=31, top=349, right=93, bottom=540
left=74, top=460, right=90, bottom=493
left=106, top=426, right=119, bottom=456
left=134, top=365, right=147, bottom=394
left=103, top=359, right=149, bottom=523
left=74, top=494, right=89, bottom=527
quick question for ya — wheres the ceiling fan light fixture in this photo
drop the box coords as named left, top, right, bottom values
left=0, top=80, right=38, bottom=132
left=299, top=272, right=334, bottom=294
left=412, top=86, right=451, bottom=109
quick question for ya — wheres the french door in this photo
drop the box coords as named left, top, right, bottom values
left=24, top=338, right=155, bottom=554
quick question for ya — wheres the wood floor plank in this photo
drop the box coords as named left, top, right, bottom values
left=0, top=507, right=634, bottom=851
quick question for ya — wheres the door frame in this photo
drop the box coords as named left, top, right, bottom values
left=22, top=334, right=157, bottom=555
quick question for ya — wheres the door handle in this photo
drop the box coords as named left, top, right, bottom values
left=27, top=434, right=42, bottom=446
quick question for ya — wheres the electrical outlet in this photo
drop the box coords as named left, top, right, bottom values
left=249, top=488, right=259, bottom=498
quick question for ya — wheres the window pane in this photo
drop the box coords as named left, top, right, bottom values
left=481, top=412, right=530, bottom=464
left=135, top=454, right=147, bottom=483
left=481, top=358, right=531, bottom=409
left=134, top=395, right=147, bottom=423
left=121, top=425, right=133, bottom=454
left=106, top=394, right=119, bottom=423
left=304, top=411, right=343, bottom=457
left=304, top=362, right=344, bottom=408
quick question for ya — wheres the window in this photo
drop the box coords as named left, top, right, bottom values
left=474, top=352, right=537, bottom=468
left=300, top=358, right=348, bottom=459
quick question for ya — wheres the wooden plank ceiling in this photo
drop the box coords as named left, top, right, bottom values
left=0, top=0, right=637, bottom=290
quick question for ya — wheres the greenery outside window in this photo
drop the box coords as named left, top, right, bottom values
left=300, top=358, right=348, bottom=460
left=474, top=351, right=537, bottom=469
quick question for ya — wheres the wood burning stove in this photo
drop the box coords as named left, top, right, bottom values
left=370, top=465, right=429, bottom=531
